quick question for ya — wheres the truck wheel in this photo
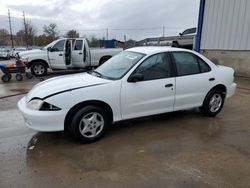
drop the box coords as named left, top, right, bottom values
left=99, top=56, right=111, bottom=66
left=31, top=62, right=47, bottom=77
left=70, top=106, right=109, bottom=143
left=172, top=41, right=179, bottom=48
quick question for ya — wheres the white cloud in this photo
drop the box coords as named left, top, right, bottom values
left=0, top=0, right=200, bottom=40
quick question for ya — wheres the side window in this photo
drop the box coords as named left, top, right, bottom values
left=74, top=40, right=83, bottom=50
left=135, top=53, right=171, bottom=81
left=172, top=52, right=200, bottom=76
left=198, top=57, right=211, bottom=73
left=52, top=40, right=65, bottom=51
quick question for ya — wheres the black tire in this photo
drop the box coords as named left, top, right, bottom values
left=200, top=90, right=225, bottom=117
left=25, top=72, right=33, bottom=79
left=7, top=74, right=12, bottom=80
left=99, top=56, right=111, bottom=66
left=70, top=106, right=109, bottom=143
left=30, top=62, right=47, bottom=77
left=1, top=74, right=10, bottom=82
left=172, top=41, right=179, bottom=47
left=16, top=74, right=23, bottom=81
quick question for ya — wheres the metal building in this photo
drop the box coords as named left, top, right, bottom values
left=195, top=0, right=250, bottom=77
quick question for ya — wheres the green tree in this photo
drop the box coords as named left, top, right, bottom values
left=0, top=29, right=9, bottom=46
left=15, top=22, right=36, bottom=46
left=43, top=23, right=59, bottom=40
left=88, top=35, right=100, bottom=47
left=66, top=30, right=79, bottom=38
left=34, top=34, right=53, bottom=47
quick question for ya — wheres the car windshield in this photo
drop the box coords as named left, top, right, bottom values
left=90, top=51, right=145, bottom=80
left=15, top=48, right=26, bottom=51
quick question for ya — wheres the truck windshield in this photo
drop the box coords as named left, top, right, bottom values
left=43, top=40, right=58, bottom=50
left=91, top=51, right=145, bottom=80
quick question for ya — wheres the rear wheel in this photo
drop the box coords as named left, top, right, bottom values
left=30, top=62, right=47, bottom=77
left=172, top=41, right=179, bottom=47
left=16, top=74, right=23, bottom=81
left=99, top=56, right=111, bottom=66
left=70, top=106, right=109, bottom=143
left=200, top=90, right=225, bottom=117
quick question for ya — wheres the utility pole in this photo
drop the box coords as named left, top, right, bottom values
left=23, top=11, right=28, bottom=48
left=106, top=28, right=108, bottom=40
left=8, top=9, right=14, bottom=48
left=124, top=35, right=126, bottom=49
left=163, top=26, right=165, bottom=38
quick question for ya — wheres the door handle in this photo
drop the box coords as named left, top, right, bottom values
left=59, top=53, right=63, bottom=56
left=79, top=52, right=83, bottom=55
left=165, top=84, right=173, bottom=88
left=209, top=78, right=215, bottom=81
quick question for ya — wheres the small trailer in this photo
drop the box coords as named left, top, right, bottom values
left=0, top=60, right=32, bottom=82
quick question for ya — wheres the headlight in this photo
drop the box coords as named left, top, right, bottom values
left=27, top=99, right=44, bottom=110
left=39, top=102, right=61, bottom=111
left=27, top=99, right=61, bottom=111
left=20, top=57, right=29, bottom=62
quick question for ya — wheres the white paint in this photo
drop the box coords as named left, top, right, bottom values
left=18, top=47, right=236, bottom=132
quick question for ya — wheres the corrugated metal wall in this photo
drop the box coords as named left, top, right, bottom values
left=200, top=0, right=250, bottom=50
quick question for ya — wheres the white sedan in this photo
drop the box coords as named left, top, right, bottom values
left=18, top=47, right=236, bottom=143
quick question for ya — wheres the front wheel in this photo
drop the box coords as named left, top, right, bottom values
left=30, top=62, right=47, bottom=77
left=70, top=106, right=109, bottom=143
left=200, top=90, right=225, bottom=117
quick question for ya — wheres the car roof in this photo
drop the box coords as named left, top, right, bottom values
left=126, top=46, right=193, bottom=55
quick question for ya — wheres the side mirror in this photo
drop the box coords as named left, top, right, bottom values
left=128, top=73, right=144, bottom=83
left=47, top=47, right=52, bottom=52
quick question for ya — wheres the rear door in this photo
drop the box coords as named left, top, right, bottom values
left=72, top=39, right=83, bottom=67
left=171, top=51, right=214, bottom=110
left=83, top=40, right=91, bottom=67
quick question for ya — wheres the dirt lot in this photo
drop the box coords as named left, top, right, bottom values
left=0, top=60, right=250, bottom=187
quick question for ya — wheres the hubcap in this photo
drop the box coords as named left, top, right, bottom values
left=79, top=112, right=104, bottom=138
left=209, top=94, right=222, bottom=113
left=34, top=64, right=44, bottom=75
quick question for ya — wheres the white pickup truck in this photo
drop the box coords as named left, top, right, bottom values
left=18, top=38, right=123, bottom=76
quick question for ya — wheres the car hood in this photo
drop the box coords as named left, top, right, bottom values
left=19, top=49, right=44, bottom=57
left=26, top=73, right=111, bottom=102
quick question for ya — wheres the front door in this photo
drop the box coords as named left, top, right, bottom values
left=48, top=39, right=66, bottom=69
left=121, top=52, right=175, bottom=120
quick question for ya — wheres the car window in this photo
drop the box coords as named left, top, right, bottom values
left=182, top=28, right=196, bottom=35
left=74, top=40, right=83, bottom=50
left=172, top=52, right=200, bottom=76
left=198, top=57, right=211, bottom=73
left=52, top=40, right=65, bottom=51
left=135, top=53, right=171, bottom=81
